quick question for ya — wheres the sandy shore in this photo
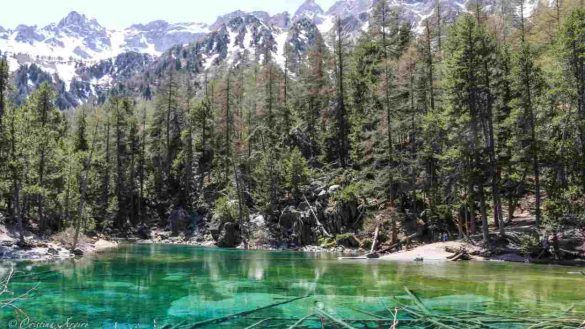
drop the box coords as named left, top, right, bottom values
left=380, top=241, right=485, bottom=262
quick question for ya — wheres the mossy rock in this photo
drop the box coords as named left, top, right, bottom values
left=360, top=238, right=372, bottom=250
left=319, top=237, right=336, bottom=249
left=335, top=233, right=360, bottom=248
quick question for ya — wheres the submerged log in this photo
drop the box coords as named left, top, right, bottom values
left=315, top=309, right=357, bottom=329
left=243, top=318, right=272, bottom=329
left=286, top=313, right=315, bottom=329
left=186, top=294, right=311, bottom=328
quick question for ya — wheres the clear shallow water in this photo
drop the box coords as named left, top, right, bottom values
left=1, top=244, right=584, bottom=328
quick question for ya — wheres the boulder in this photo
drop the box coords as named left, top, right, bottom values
left=250, top=214, right=265, bottom=227
left=136, top=224, right=151, bottom=239
left=169, top=207, right=190, bottom=235
left=328, top=185, right=341, bottom=194
left=335, top=233, right=360, bottom=248
left=324, top=199, right=359, bottom=233
left=216, top=222, right=242, bottom=248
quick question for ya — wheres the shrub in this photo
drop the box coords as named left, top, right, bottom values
left=214, top=195, right=238, bottom=222
left=283, top=147, right=310, bottom=197
left=519, top=232, right=541, bottom=257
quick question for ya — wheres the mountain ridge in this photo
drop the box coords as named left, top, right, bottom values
left=0, top=0, right=543, bottom=109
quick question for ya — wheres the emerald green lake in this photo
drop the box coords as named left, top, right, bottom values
left=1, top=244, right=584, bottom=328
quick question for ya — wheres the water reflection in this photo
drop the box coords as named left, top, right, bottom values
left=0, top=244, right=583, bottom=327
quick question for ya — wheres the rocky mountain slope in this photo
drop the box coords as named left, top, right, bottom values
left=0, top=0, right=542, bottom=109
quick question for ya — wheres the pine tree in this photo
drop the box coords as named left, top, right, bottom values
left=475, top=4, right=505, bottom=235
left=301, top=32, right=327, bottom=162
left=0, top=57, right=8, bottom=128
left=444, top=14, right=492, bottom=243
left=561, top=9, right=585, bottom=184
left=333, top=17, right=350, bottom=168
left=513, top=0, right=543, bottom=227
left=30, top=83, right=65, bottom=233
left=5, top=104, right=28, bottom=244
left=150, top=66, right=182, bottom=222
left=0, top=58, right=9, bottom=217
left=112, top=97, right=133, bottom=229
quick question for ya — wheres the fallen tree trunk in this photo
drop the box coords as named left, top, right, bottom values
left=303, top=194, right=332, bottom=238
left=369, top=223, right=380, bottom=254
left=378, top=232, right=421, bottom=254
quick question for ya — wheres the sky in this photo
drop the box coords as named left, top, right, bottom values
left=0, top=0, right=339, bottom=29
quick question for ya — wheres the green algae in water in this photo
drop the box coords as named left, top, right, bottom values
left=1, top=244, right=584, bottom=328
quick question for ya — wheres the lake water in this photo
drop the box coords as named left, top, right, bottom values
left=1, top=244, right=584, bottom=328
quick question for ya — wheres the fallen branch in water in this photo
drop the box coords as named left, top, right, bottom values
left=378, top=232, right=421, bottom=254
left=394, top=286, right=585, bottom=329
left=315, top=309, right=356, bottom=329
left=286, top=313, right=315, bottom=329
left=243, top=318, right=272, bottom=329
left=185, top=294, right=312, bottom=328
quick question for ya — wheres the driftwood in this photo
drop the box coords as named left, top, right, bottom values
left=560, top=248, right=585, bottom=258
left=447, top=247, right=471, bottom=261
left=449, top=252, right=471, bottom=261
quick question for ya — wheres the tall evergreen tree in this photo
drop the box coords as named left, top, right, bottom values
left=444, top=15, right=492, bottom=243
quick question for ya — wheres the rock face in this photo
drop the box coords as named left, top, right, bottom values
left=324, top=199, right=360, bottom=233
left=278, top=207, right=316, bottom=246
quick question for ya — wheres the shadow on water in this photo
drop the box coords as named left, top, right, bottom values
left=1, top=244, right=584, bottom=328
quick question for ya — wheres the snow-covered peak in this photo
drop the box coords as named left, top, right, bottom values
left=55, top=11, right=104, bottom=32
left=270, top=12, right=291, bottom=29
left=326, top=0, right=370, bottom=17
left=294, top=0, right=325, bottom=22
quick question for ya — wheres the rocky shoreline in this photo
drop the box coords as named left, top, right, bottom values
left=2, top=224, right=583, bottom=267
left=131, top=228, right=361, bottom=254
left=0, top=225, right=118, bottom=262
